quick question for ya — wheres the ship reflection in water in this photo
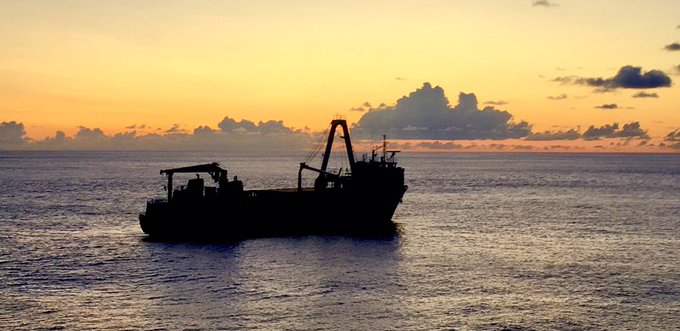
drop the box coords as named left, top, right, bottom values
left=139, top=119, right=408, bottom=240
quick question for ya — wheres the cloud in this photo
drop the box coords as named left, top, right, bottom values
left=0, top=121, right=28, bottom=149
left=632, top=92, right=659, bottom=98
left=165, top=124, right=186, bottom=134
left=394, top=77, right=406, bottom=81
left=415, top=141, right=463, bottom=150
left=664, top=130, right=680, bottom=149
left=126, top=124, right=148, bottom=130
left=532, top=0, right=558, bottom=7
left=595, top=104, right=618, bottom=109
left=582, top=122, right=649, bottom=140
left=484, top=100, right=508, bottom=106
left=23, top=118, right=312, bottom=151
left=217, top=117, right=258, bottom=133
left=525, top=129, right=580, bottom=141
left=349, top=101, right=372, bottom=112
left=555, top=66, right=672, bottom=89
left=352, top=83, right=531, bottom=140
left=547, top=94, right=568, bottom=100
left=665, top=42, right=680, bottom=51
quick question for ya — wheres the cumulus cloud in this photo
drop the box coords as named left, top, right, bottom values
left=595, top=104, right=618, bottom=109
left=0, top=121, right=28, bottom=149
left=547, top=94, right=568, bottom=100
left=21, top=118, right=312, bottom=151
left=532, top=0, right=558, bottom=7
left=352, top=83, right=531, bottom=140
left=525, top=129, right=580, bottom=141
left=632, top=92, right=659, bottom=98
left=555, top=66, right=672, bottom=90
left=665, top=42, right=680, bottom=51
left=582, top=122, right=648, bottom=140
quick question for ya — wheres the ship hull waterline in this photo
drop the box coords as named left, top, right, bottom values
left=139, top=186, right=407, bottom=241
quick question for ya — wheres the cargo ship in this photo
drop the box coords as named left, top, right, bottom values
left=139, top=119, right=407, bottom=240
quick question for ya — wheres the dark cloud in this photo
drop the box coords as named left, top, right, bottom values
left=666, top=130, right=680, bottom=142
left=0, top=121, right=28, bottom=149
left=555, top=66, right=672, bottom=89
left=484, top=100, right=508, bottom=106
left=664, top=130, right=680, bottom=149
left=595, top=104, right=618, bottom=109
left=582, top=122, right=649, bottom=140
left=665, top=42, right=680, bottom=51
left=632, top=92, right=659, bottom=98
left=352, top=83, right=531, bottom=140
left=525, top=129, right=580, bottom=141
left=532, top=0, right=558, bottom=7
left=547, top=94, right=568, bottom=100
left=395, top=77, right=406, bottom=81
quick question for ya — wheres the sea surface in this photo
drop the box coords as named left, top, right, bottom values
left=1, top=151, right=679, bottom=330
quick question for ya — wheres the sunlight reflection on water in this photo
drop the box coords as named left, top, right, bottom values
left=0, top=151, right=679, bottom=330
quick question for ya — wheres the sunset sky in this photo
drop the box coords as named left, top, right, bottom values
left=1, top=1, right=679, bottom=150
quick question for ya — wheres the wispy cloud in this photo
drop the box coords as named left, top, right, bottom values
left=595, top=104, right=618, bottom=109
left=532, top=0, right=558, bottom=7
left=547, top=94, right=568, bottom=100
left=632, top=92, right=659, bottom=98
left=665, top=42, right=680, bottom=51
left=526, top=129, right=580, bottom=141
left=484, top=100, right=508, bottom=106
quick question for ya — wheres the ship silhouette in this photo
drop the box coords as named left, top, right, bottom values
left=139, top=119, right=407, bottom=240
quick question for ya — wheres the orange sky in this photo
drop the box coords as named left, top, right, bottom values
left=1, top=1, right=679, bottom=151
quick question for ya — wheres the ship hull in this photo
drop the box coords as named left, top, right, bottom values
left=139, top=186, right=407, bottom=241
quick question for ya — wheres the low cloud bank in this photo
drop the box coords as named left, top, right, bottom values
left=0, top=119, right=311, bottom=151
left=526, top=122, right=649, bottom=141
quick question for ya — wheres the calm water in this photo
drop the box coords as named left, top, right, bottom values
left=1, top=151, right=679, bottom=330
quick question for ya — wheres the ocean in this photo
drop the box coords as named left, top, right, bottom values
left=0, top=151, right=679, bottom=330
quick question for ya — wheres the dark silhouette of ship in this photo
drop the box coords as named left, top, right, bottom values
left=139, top=119, right=407, bottom=240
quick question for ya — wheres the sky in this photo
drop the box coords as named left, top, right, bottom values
left=1, top=0, right=679, bottom=151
